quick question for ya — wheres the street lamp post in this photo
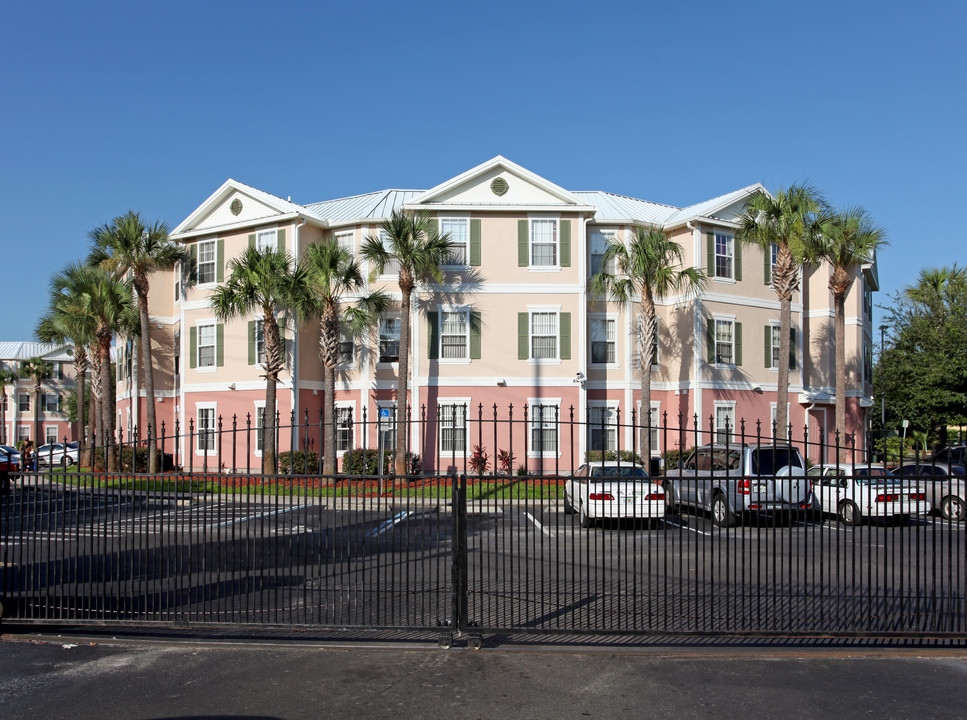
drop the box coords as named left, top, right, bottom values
left=879, top=324, right=888, bottom=460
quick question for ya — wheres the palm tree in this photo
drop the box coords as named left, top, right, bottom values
left=51, top=262, right=136, bottom=471
left=20, top=357, right=51, bottom=448
left=360, top=210, right=454, bottom=475
left=211, top=245, right=306, bottom=474
left=0, top=366, right=18, bottom=445
left=735, top=184, right=825, bottom=440
left=812, top=207, right=887, bottom=441
left=589, top=226, right=706, bottom=460
left=905, top=265, right=967, bottom=315
left=89, top=211, right=192, bottom=472
left=297, top=240, right=389, bottom=475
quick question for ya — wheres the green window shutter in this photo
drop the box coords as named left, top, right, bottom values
left=560, top=219, right=571, bottom=267
left=706, top=232, right=715, bottom=274
left=470, top=219, right=481, bottom=266
left=248, top=234, right=256, bottom=249
left=518, top=313, right=529, bottom=359
left=734, top=237, right=742, bottom=281
left=789, top=327, right=797, bottom=370
left=518, top=220, right=529, bottom=267
left=706, top=319, right=715, bottom=363
left=764, top=325, right=772, bottom=368
left=278, top=228, right=286, bottom=252
left=735, top=322, right=742, bottom=366
left=216, top=323, right=225, bottom=367
left=189, top=326, right=197, bottom=369
left=559, top=312, right=571, bottom=360
left=248, top=320, right=256, bottom=365
left=764, top=246, right=772, bottom=285
left=427, top=312, right=439, bottom=360
left=470, top=311, right=481, bottom=359
left=216, top=239, right=224, bottom=282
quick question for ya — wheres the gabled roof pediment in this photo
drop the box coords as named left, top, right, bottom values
left=171, top=179, right=321, bottom=239
left=664, top=184, right=766, bottom=227
left=407, top=156, right=596, bottom=212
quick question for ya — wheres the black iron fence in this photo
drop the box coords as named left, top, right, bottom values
left=1, top=413, right=965, bottom=644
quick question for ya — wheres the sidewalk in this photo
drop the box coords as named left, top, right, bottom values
left=1, top=630, right=965, bottom=720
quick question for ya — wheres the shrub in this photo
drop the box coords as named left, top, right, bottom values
left=515, top=464, right=529, bottom=477
left=90, top=447, right=175, bottom=472
left=342, top=448, right=422, bottom=476
left=468, top=444, right=490, bottom=474
left=662, top=447, right=692, bottom=469
left=496, top=449, right=515, bottom=474
left=278, top=450, right=321, bottom=474
left=584, top=449, right=644, bottom=465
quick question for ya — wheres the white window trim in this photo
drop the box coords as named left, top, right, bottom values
left=589, top=227, right=618, bottom=276
left=336, top=325, right=356, bottom=370
left=635, top=400, right=663, bottom=455
left=335, top=230, right=355, bottom=258
left=527, top=306, right=562, bottom=366
left=713, top=231, right=736, bottom=283
left=439, top=216, right=470, bottom=269
left=437, top=306, right=471, bottom=364
left=196, top=320, right=217, bottom=373
left=438, top=398, right=471, bottom=456
left=713, top=314, right=736, bottom=368
left=253, top=400, right=266, bottom=457
left=45, top=425, right=59, bottom=444
left=377, top=313, right=401, bottom=367
left=528, top=216, right=561, bottom=271
left=377, top=230, right=401, bottom=279
left=196, top=402, right=218, bottom=457
left=769, top=322, right=781, bottom=373
left=527, top=397, right=561, bottom=459
left=589, top=313, right=619, bottom=369
left=714, top=401, right=737, bottom=444
left=335, top=401, right=356, bottom=456
left=256, top=228, right=278, bottom=252
left=588, top=400, right=620, bottom=454
left=43, top=393, right=60, bottom=413
left=18, top=394, right=29, bottom=412
left=197, top=239, right=217, bottom=287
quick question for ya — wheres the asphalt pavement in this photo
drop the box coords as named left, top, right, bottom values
left=1, top=632, right=966, bottom=720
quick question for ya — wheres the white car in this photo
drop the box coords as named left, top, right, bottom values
left=563, top=461, right=665, bottom=528
left=35, top=443, right=79, bottom=467
left=807, top=463, right=930, bottom=525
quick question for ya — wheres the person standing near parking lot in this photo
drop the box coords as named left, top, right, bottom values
left=20, top=439, right=34, bottom=472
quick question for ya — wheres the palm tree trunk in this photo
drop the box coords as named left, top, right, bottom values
left=834, top=289, right=847, bottom=456
left=323, top=362, right=337, bottom=476
left=776, top=295, right=791, bottom=441
left=638, top=300, right=657, bottom=462
left=77, top=361, right=87, bottom=466
left=87, top=342, right=99, bottom=466
left=33, top=378, right=41, bottom=446
left=137, top=284, right=159, bottom=473
left=261, top=312, right=282, bottom=475
left=395, top=290, right=412, bottom=476
left=99, top=330, right=116, bottom=472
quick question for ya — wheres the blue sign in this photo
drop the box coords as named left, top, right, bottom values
left=379, top=408, right=391, bottom=419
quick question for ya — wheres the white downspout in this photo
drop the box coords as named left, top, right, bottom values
left=687, top=221, right=703, bottom=441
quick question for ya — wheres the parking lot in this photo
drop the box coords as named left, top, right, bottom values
left=1, top=478, right=964, bottom=638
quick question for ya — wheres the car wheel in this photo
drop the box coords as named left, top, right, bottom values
left=710, top=494, right=734, bottom=528
left=562, top=490, right=573, bottom=514
left=663, top=481, right=678, bottom=512
left=941, top=495, right=965, bottom=522
left=65, top=456, right=76, bottom=466
left=579, top=503, right=593, bottom=529
left=838, top=500, right=860, bottom=526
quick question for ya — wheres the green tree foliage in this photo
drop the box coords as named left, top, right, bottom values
left=876, top=264, right=967, bottom=443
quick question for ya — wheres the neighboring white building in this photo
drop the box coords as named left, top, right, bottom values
left=0, top=341, right=76, bottom=445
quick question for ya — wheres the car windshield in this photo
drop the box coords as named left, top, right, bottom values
left=856, top=477, right=901, bottom=486
left=751, top=448, right=803, bottom=475
left=589, top=467, right=647, bottom=481
left=856, top=467, right=892, bottom=477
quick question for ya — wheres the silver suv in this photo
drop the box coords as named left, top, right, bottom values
left=665, top=444, right=809, bottom=527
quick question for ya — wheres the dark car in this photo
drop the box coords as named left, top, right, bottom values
left=894, top=462, right=966, bottom=520
left=932, top=446, right=967, bottom=466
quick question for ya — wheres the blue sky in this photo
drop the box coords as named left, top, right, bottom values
left=2, top=0, right=964, bottom=340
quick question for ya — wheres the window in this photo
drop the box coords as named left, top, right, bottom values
left=589, top=229, right=617, bottom=275
left=335, top=231, right=354, bottom=257
left=715, top=403, right=735, bottom=444
left=864, top=280, right=873, bottom=319
left=174, top=331, right=181, bottom=377
left=254, top=404, right=266, bottom=453
left=714, top=319, right=734, bottom=365
left=337, top=326, right=354, bottom=366
left=714, top=232, right=734, bottom=279
left=197, top=406, right=216, bottom=454
left=255, top=319, right=266, bottom=365
left=589, top=405, right=617, bottom=453
left=440, top=311, right=468, bottom=359
left=590, top=317, right=615, bottom=364
left=44, top=394, right=59, bottom=413
left=648, top=404, right=661, bottom=453
left=379, top=316, right=400, bottom=363
left=19, top=394, right=29, bottom=411
left=17, top=426, right=30, bottom=442
left=531, top=312, right=558, bottom=360
left=378, top=231, right=401, bottom=277
left=198, top=323, right=216, bottom=368
left=336, top=406, right=354, bottom=453
left=530, top=219, right=558, bottom=267
left=56, top=363, right=65, bottom=380
left=529, top=403, right=559, bottom=456
left=769, top=324, right=781, bottom=370
left=174, top=261, right=181, bottom=302
left=45, top=426, right=58, bottom=444
left=197, top=240, right=216, bottom=284
left=256, top=229, right=277, bottom=252
left=439, top=403, right=468, bottom=455
left=440, top=218, right=468, bottom=266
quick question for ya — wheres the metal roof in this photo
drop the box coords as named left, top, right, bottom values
left=663, top=184, right=763, bottom=226
left=572, top=191, right=678, bottom=226
left=304, top=190, right=424, bottom=225
left=0, top=342, right=72, bottom=361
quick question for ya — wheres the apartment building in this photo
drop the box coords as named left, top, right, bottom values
left=0, top=342, right=76, bottom=445
left=119, top=157, right=877, bottom=471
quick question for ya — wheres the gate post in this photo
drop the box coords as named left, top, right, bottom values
left=452, top=472, right=468, bottom=633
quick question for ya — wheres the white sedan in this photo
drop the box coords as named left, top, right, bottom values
left=807, top=464, right=930, bottom=525
left=564, top=461, right=665, bottom=528
left=35, top=443, right=79, bottom=467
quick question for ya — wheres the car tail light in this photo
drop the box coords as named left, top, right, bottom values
left=589, top=492, right=614, bottom=501
left=737, top=479, right=751, bottom=495
left=909, top=492, right=925, bottom=501
left=749, top=503, right=760, bottom=509
left=875, top=493, right=899, bottom=503
left=644, top=491, right=664, bottom=500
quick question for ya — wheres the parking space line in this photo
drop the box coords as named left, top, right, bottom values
left=523, top=511, right=554, bottom=537
left=660, top=518, right=712, bottom=536
left=366, top=510, right=412, bottom=538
